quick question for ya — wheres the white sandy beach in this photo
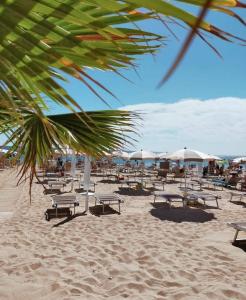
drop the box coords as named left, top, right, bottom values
left=0, top=169, right=245, bottom=300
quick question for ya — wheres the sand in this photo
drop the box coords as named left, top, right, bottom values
left=0, top=169, right=245, bottom=300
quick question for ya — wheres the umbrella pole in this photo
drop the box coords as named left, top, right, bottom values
left=184, top=162, right=187, bottom=197
left=84, top=155, right=91, bottom=212
left=70, top=149, right=76, bottom=191
left=141, top=163, right=144, bottom=188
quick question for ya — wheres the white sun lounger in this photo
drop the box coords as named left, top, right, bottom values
left=228, top=222, right=246, bottom=243
left=79, top=181, right=96, bottom=192
left=228, top=192, right=246, bottom=204
left=95, top=194, right=123, bottom=214
left=153, top=191, right=186, bottom=207
left=52, top=195, right=79, bottom=215
left=43, top=181, right=66, bottom=194
left=186, top=191, right=220, bottom=208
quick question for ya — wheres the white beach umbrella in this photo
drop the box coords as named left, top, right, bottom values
left=165, top=148, right=209, bottom=162
left=158, top=152, right=169, bottom=159
left=112, top=150, right=130, bottom=160
left=130, top=149, right=156, bottom=160
left=166, top=148, right=209, bottom=196
left=233, top=157, right=246, bottom=163
left=204, top=154, right=222, bottom=161
left=129, top=150, right=156, bottom=187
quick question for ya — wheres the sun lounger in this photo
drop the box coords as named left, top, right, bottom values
left=211, top=177, right=241, bottom=190
left=228, top=222, right=246, bottom=243
left=52, top=195, right=79, bottom=215
left=228, top=191, right=246, bottom=204
left=43, top=181, right=66, bottom=194
left=120, top=180, right=141, bottom=189
left=79, top=181, right=96, bottom=192
left=186, top=191, right=220, bottom=208
left=45, top=172, right=61, bottom=179
left=94, top=194, right=123, bottom=214
left=45, top=207, right=72, bottom=221
left=151, top=180, right=165, bottom=190
left=143, top=179, right=165, bottom=190
left=166, top=174, right=176, bottom=183
left=203, top=178, right=224, bottom=190
left=153, top=191, right=186, bottom=207
left=179, top=180, right=203, bottom=191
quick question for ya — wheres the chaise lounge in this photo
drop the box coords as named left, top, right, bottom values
left=186, top=191, right=220, bottom=208
left=95, top=193, right=124, bottom=214
left=153, top=191, right=186, bottom=207
left=228, top=222, right=246, bottom=244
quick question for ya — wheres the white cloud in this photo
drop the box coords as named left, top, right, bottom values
left=121, top=97, right=246, bottom=155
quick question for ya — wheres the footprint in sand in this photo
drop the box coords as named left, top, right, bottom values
left=147, top=268, right=163, bottom=279
left=30, top=262, right=42, bottom=270
left=178, top=270, right=196, bottom=281
left=127, top=282, right=146, bottom=293
left=222, top=289, right=246, bottom=299
left=51, top=282, right=61, bottom=292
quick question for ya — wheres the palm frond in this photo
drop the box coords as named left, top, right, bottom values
left=2, top=109, right=138, bottom=182
left=0, top=0, right=244, bottom=114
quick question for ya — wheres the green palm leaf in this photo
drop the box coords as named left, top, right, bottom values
left=0, top=0, right=244, bottom=113
left=1, top=109, right=137, bottom=195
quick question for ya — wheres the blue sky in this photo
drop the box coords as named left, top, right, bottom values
left=47, top=8, right=246, bottom=155
left=52, top=8, right=246, bottom=112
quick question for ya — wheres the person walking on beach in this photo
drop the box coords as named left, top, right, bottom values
left=57, top=157, right=64, bottom=176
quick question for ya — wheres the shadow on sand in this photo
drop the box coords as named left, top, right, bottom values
left=230, top=200, right=246, bottom=208
left=52, top=211, right=87, bottom=227
left=89, top=205, right=119, bottom=217
left=98, top=179, right=119, bottom=184
left=150, top=202, right=216, bottom=223
left=115, top=187, right=151, bottom=196
left=232, top=241, right=246, bottom=252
